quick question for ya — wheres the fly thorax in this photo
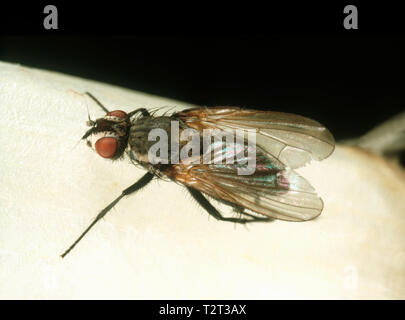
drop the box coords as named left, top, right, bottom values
left=128, top=116, right=190, bottom=165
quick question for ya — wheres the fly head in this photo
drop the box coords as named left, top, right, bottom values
left=82, top=110, right=131, bottom=160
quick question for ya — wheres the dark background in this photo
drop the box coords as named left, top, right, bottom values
left=0, top=2, right=404, bottom=141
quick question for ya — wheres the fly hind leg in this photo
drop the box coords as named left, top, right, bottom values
left=187, top=187, right=272, bottom=224
left=231, top=204, right=273, bottom=222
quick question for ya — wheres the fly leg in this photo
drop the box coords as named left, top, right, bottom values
left=127, top=108, right=150, bottom=118
left=187, top=187, right=272, bottom=224
left=232, top=204, right=273, bottom=222
left=85, top=91, right=110, bottom=113
left=85, top=91, right=150, bottom=118
left=61, top=172, right=154, bottom=258
left=220, top=199, right=272, bottom=222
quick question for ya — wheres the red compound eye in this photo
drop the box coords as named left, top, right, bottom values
left=95, top=137, right=118, bottom=158
left=106, top=110, right=127, bottom=118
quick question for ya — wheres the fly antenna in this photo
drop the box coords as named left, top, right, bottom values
left=71, top=100, right=94, bottom=151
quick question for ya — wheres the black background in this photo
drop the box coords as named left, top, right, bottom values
left=0, top=300, right=403, bottom=318
left=0, top=2, right=404, bottom=141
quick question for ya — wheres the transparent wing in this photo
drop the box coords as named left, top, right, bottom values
left=175, top=107, right=335, bottom=168
left=167, top=140, right=324, bottom=221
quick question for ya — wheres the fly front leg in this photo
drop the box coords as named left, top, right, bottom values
left=61, top=171, right=154, bottom=258
left=85, top=91, right=150, bottom=118
left=187, top=187, right=272, bottom=224
left=85, top=91, right=110, bottom=113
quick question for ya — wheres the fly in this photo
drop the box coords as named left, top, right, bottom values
left=61, top=92, right=335, bottom=257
